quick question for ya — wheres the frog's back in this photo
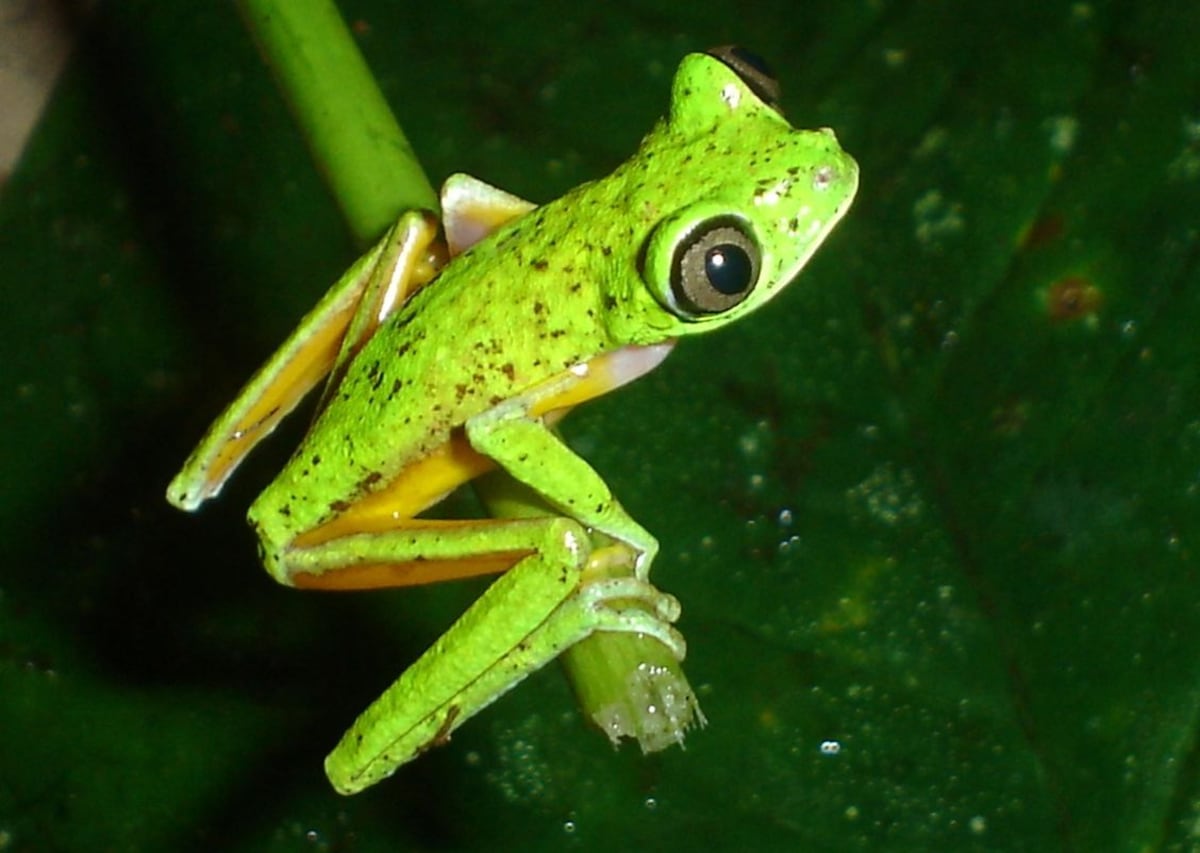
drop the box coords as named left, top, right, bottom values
left=249, top=197, right=624, bottom=540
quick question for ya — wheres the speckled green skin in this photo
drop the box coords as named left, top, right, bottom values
left=249, top=52, right=858, bottom=568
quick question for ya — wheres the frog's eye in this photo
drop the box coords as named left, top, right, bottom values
left=645, top=217, right=762, bottom=319
left=706, top=45, right=782, bottom=111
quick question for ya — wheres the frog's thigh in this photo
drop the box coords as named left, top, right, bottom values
left=284, top=515, right=583, bottom=590
left=316, top=520, right=583, bottom=791
left=316, top=516, right=581, bottom=793
left=322, top=521, right=681, bottom=795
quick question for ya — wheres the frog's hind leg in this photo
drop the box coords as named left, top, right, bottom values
left=167, top=212, right=444, bottom=511
left=295, top=514, right=683, bottom=794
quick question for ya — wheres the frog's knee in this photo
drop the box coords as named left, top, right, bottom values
left=247, top=511, right=295, bottom=587
left=256, top=539, right=293, bottom=586
left=542, top=516, right=592, bottom=576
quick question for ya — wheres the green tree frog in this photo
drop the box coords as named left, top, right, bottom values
left=167, top=46, right=858, bottom=794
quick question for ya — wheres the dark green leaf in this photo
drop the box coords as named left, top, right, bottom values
left=2, top=1, right=1198, bottom=849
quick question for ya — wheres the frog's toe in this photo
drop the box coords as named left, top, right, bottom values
left=574, top=577, right=687, bottom=659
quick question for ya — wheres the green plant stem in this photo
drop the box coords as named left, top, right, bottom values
left=235, top=0, right=436, bottom=245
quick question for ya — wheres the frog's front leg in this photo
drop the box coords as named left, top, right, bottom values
left=465, top=366, right=661, bottom=581
left=296, top=518, right=683, bottom=795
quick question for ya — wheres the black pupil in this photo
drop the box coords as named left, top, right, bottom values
left=705, top=244, right=753, bottom=295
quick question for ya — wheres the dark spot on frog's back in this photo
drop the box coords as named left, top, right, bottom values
left=357, top=470, right=383, bottom=489
left=389, top=311, right=417, bottom=337
left=531, top=259, right=549, bottom=271
left=501, top=362, right=516, bottom=380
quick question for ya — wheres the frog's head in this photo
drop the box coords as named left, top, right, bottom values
left=614, top=47, right=858, bottom=342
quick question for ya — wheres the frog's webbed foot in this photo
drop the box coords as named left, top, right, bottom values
left=572, top=543, right=683, bottom=650
left=570, top=575, right=686, bottom=658
left=559, top=544, right=702, bottom=753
